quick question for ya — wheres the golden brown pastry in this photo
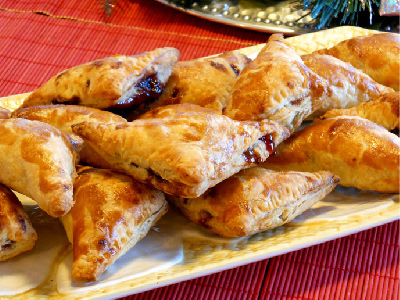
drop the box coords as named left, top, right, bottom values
left=170, top=168, right=338, bottom=237
left=149, top=51, right=250, bottom=113
left=11, top=104, right=127, bottom=164
left=302, top=53, right=394, bottom=118
left=0, top=106, right=10, bottom=119
left=262, top=116, right=400, bottom=193
left=320, top=92, right=400, bottom=131
left=60, top=167, right=167, bottom=282
left=72, top=108, right=290, bottom=198
left=315, top=33, right=400, bottom=90
left=0, top=118, right=82, bottom=217
left=224, top=34, right=328, bottom=133
left=0, top=184, right=37, bottom=261
left=139, top=103, right=218, bottom=119
left=21, top=47, right=180, bottom=109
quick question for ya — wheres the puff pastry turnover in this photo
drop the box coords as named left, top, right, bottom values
left=170, top=168, right=338, bottom=237
left=72, top=108, right=290, bottom=198
left=302, top=53, right=394, bottom=118
left=60, top=167, right=167, bottom=282
left=224, top=34, right=328, bottom=132
left=149, top=51, right=250, bottom=113
left=262, top=116, right=400, bottom=193
left=11, top=104, right=127, bottom=164
left=21, top=47, right=180, bottom=109
left=0, top=118, right=82, bottom=217
left=0, top=184, right=37, bottom=261
left=315, top=33, right=400, bottom=90
left=320, top=91, right=400, bottom=131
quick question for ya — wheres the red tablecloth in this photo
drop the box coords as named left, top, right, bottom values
left=0, top=1, right=398, bottom=299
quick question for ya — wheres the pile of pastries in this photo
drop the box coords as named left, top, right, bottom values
left=0, top=32, right=399, bottom=282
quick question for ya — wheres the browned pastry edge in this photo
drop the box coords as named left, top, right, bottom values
left=170, top=168, right=339, bottom=237
left=319, top=91, right=400, bottom=130
left=0, top=184, right=37, bottom=261
left=315, top=33, right=400, bottom=90
left=262, top=116, right=400, bottom=193
left=60, top=167, right=168, bottom=282
left=0, top=118, right=83, bottom=217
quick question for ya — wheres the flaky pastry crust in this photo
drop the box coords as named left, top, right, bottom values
left=170, top=168, right=338, bottom=237
left=0, top=184, right=37, bottom=261
left=12, top=104, right=126, bottom=164
left=302, top=53, right=394, bottom=118
left=72, top=107, right=289, bottom=198
left=139, top=103, right=218, bottom=119
left=21, top=48, right=180, bottom=109
left=315, top=33, right=400, bottom=90
left=0, top=119, right=82, bottom=217
left=262, top=116, right=400, bottom=193
left=60, top=167, right=167, bottom=282
left=150, top=51, right=250, bottom=113
left=320, top=92, right=399, bottom=131
left=224, top=34, right=328, bottom=133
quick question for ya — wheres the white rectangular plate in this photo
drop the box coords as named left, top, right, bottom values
left=0, top=26, right=399, bottom=300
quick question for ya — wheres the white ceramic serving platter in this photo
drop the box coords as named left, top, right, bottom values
left=0, top=26, right=399, bottom=300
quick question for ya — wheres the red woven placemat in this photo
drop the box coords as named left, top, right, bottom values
left=0, top=0, right=270, bottom=48
left=0, top=8, right=269, bottom=97
left=0, top=2, right=398, bottom=299
left=124, top=259, right=269, bottom=300
left=261, top=221, right=399, bottom=300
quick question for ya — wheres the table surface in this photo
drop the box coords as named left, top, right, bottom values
left=0, top=1, right=398, bottom=299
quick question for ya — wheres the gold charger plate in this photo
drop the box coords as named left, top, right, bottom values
left=0, top=26, right=399, bottom=300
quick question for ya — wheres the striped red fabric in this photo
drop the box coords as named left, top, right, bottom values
left=124, top=259, right=269, bottom=300
left=0, top=1, right=398, bottom=300
left=259, top=221, right=399, bottom=300
left=0, top=8, right=269, bottom=97
left=0, top=0, right=270, bottom=47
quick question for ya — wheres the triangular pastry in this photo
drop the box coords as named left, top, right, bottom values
left=148, top=51, right=250, bottom=114
left=72, top=107, right=290, bottom=198
left=60, top=166, right=168, bottom=282
left=0, top=184, right=37, bottom=261
left=11, top=104, right=127, bottom=164
left=320, top=91, right=399, bottom=131
left=0, top=118, right=82, bottom=217
left=21, top=47, right=180, bottom=109
left=261, top=116, right=400, bottom=193
left=224, top=34, right=328, bottom=133
left=302, top=53, right=393, bottom=118
left=170, top=168, right=338, bottom=237
left=315, top=33, right=400, bottom=90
